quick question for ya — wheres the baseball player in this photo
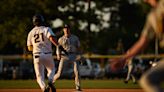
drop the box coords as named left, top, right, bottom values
left=52, top=24, right=82, bottom=91
left=124, top=58, right=136, bottom=84
left=27, top=14, right=61, bottom=92
left=110, top=0, right=164, bottom=92
left=124, top=57, right=143, bottom=84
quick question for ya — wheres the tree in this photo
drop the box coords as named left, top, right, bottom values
left=0, top=0, right=152, bottom=54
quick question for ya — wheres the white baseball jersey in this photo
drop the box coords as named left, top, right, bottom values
left=58, top=34, right=80, bottom=53
left=27, top=26, right=55, bottom=54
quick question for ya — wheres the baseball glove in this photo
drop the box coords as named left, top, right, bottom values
left=110, top=58, right=126, bottom=72
left=59, top=45, right=68, bottom=55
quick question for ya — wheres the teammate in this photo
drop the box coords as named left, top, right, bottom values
left=110, top=0, right=164, bottom=92
left=124, top=58, right=136, bottom=84
left=124, top=57, right=143, bottom=84
left=52, top=24, right=82, bottom=91
left=27, top=14, right=60, bottom=92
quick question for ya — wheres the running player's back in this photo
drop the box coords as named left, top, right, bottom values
left=27, top=26, right=55, bottom=54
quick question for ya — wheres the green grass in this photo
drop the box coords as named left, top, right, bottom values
left=0, top=79, right=141, bottom=89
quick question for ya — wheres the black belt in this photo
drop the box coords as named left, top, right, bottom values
left=61, top=52, right=76, bottom=54
left=34, top=55, right=40, bottom=58
left=34, top=52, right=52, bottom=58
left=34, top=52, right=52, bottom=54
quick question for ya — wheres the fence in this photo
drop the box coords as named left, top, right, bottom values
left=0, top=54, right=163, bottom=80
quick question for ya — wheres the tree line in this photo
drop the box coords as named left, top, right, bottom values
left=0, top=0, right=156, bottom=55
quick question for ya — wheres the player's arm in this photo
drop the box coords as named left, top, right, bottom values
left=27, top=32, right=33, bottom=52
left=124, top=34, right=149, bottom=60
left=27, top=45, right=33, bottom=51
left=49, top=36, right=61, bottom=60
left=49, top=35, right=68, bottom=55
left=110, top=7, right=156, bottom=72
left=110, top=19, right=152, bottom=72
left=110, top=34, right=149, bottom=72
left=124, top=12, right=155, bottom=60
left=49, top=36, right=59, bottom=46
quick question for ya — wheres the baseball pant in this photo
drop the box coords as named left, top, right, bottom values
left=125, top=64, right=136, bottom=82
left=139, top=59, right=164, bottom=92
left=53, top=54, right=81, bottom=90
left=33, top=53, right=55, bottom=91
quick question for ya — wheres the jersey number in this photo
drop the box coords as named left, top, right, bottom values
left=34, top=33, right=44, bottom=43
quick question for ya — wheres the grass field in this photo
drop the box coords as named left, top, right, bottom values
left=0, top=79, right=141, bottom=89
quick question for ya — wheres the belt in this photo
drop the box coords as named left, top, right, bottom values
left=34, top=52, right=52, bottom=54
left=34, top=55, right=40, bottom=58
left=61, top=52, right=76, bottom=54
left=34, top=52, right=52, bottom=58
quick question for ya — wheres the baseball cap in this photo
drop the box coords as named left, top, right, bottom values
left=63, top=24, right=70, bottom=28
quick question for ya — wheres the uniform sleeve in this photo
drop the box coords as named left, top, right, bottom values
left=27, top=32, right=32, bottom=46
left=58, top=37, right=62, bottom=45
left=141, top=13, right=156, bottom=41
left=46, top=27, right=56, bottom=39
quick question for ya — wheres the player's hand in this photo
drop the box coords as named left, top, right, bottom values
left=110, top=57, right=126, bottom=72
left=59, top=45, right=68, bottom=55
left=56, top=54, right=61, bottom=60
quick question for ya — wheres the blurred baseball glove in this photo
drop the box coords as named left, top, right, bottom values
left=59, top=45, right=68, bottom=55
left=110, top=58, right=126, bottom=72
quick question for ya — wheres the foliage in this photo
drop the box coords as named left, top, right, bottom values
left=0, top=0, right=152, bottom=54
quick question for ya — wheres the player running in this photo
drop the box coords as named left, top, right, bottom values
left=124, top=57, right=143, bottom=84
left=27, top=14, right=61, bottom=92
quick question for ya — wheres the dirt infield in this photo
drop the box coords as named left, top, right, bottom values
left=0, top=89, right=144, bottom=92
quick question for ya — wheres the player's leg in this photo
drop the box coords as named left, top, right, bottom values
left=53, top=58, right=64, bottom=83
left=73, top=61, right=81, bottom=91
left=139, top=60, right=164, bottom=92
left=131, top=73, right=137, bottom=84
left=42, top=54, right=56, bottom=92
left=125, top=64, right=133, bottom=83
left=43, top=54, right=55, bottom=82
left=33, top=56, right=46, bottom=91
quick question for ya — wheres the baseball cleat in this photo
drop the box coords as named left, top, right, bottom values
left=44, top=85, right=50, bottom=92
left=48, top=82, right=56, bottom=92
left=75, top=89, right=82, bottom=92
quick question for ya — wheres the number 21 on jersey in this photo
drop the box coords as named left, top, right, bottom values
left=34, top=33, right=44, bottom=43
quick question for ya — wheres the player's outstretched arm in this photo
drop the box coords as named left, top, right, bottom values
left=124, top=34, right=149, bottom=59
left=110, top=34, right=149, bottom=72
left=49, top=36, right=68, bottom=56
left=49, top=36, right=62, bottom=60
left=58, top=45, right=68, bottom=55
left=49, top=36, right=59, bottom=46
